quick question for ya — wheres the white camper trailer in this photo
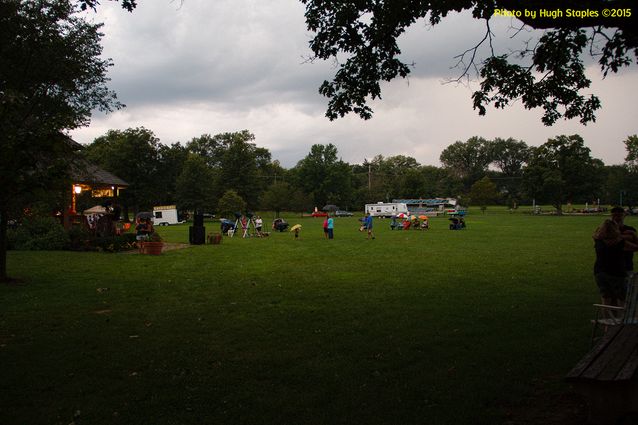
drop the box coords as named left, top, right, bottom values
left=365, top=202, right=409, bottom=218
left=152, top=205, right=182, bottom=226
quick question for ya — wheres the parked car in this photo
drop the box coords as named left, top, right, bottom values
left=311, top=211, right=328, bottom=217
left=334, top=210, right=353, bottom=217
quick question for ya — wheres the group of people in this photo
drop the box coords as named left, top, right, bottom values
left=240, top=215, right=264, bottom=237
left=322, top=215, right=334, bottom=239
left=220, top=215, right=266, bottom=237
left=593, top=206, right=637, bottom=307
left=390, top=215, right=430, bottom=230
left=135, top=217, right=154, bottom=241
left=317, top=213, right=375, bottom=240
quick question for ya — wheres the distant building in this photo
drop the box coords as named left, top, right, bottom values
left=392, top=198, right=458, bottom=215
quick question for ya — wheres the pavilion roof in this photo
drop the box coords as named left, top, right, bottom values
left=72, top=161, right=129, bottom=187
left=63, top=135, right=129, bottom=187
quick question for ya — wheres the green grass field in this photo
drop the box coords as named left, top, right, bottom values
left=1, top=210, right=624, bottom=424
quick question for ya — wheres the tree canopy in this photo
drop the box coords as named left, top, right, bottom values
left=83, top=127, right=161, bottom=213
left=0, top=0, right=121, bottom=281
left=292, top=143, right=353, bottom=208
left=76, top=0, right=137, bottom=12
left=624, top=135, right=638, bottom=171
left=175, top=154, right=217, bottom=213
left=523, top=134, right=604, bottom=212
left=301, top=0, right=637, bottom=124
left=469, top=176, right=500, bottom=212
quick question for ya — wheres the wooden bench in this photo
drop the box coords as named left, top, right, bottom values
left=566, top=324, right=638, bottom=425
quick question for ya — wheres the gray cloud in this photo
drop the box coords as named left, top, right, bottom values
left=72, top=1, right=637, bottom=169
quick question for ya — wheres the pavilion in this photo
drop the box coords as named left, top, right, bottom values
left=62, top=137, right=129, bottom=228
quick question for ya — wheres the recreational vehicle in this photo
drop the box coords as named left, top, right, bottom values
left=365, top=202, right=409, bottom=218
left=392, top=198, right=459, bottom=216
left=152, top=205, right=183, bottom=226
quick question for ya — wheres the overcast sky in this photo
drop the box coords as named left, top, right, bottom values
left=70, top=0, right=638, bottom=168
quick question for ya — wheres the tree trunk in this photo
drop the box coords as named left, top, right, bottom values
left=0, top=206, right=8, bottom=282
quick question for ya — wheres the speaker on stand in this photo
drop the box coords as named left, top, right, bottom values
left=189, top=213, right=205, bottom=244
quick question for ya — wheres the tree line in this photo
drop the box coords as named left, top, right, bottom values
left=2, top=0, right=636, bottom=282
left=81, top=128, right=638, bottom=216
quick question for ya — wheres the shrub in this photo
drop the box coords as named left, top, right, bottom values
left=90, top=233, right=137, bottom=252
left=147, top=232, right=162, bottom=242
left=7, top=216, right=69, bottom=251
left=67, top=226, right=93, bottom=251
left=217, top=190, right=246, bottom=217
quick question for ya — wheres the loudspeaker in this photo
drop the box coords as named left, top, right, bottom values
left=189, top=225, right=205, bottom=245
left=193, top=213, right=204, bottom=227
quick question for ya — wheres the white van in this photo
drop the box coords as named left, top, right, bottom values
left=364, top=202, right=409, bottom=218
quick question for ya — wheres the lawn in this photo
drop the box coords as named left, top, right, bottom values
left=0, top=210, right=619, bottom=424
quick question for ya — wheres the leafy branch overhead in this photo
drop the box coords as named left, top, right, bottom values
left=301, top=0, right=637, bottom=124
left=76, top=0, right=137, bottom=12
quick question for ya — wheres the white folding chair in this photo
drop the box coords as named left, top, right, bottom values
left=591, top=273, right=638, bottom=345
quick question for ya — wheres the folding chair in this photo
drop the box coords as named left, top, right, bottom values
left=591, top=273, right=638, bottom=345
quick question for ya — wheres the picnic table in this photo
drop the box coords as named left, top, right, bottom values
left=566, top=324, right=638, bottom=424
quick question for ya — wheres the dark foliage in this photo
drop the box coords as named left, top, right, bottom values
left=302, top=0, right=637, bottom=124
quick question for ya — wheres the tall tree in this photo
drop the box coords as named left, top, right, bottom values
left=187, top=131, right=270, bottom=209
left=259, top=182, right=292, bottom=217
left=175, top=154, right=217, bottom=213
left=620, top=135, right=638, bottom=207
left=487, top=138, right=530, bottom=206
left=601, top=165, right=633, bottom=207
left=83, top=127, right=161, bottom=215
left=623, top=135, right=638, bottom=172
left=302, top=0, right=636, bottom=124
left=292, top=144, right=353, bottom=208
left=419, top=165, right=462, bottom=199
left=523, top=134, right=604, bottom=213
left=469, top=176, right=500, bottom=213
left=259, top=182, right=311, bottom=216
left=218, top=131, right=260, bottom=207
left=488, top=138, right=530, bottom=176
left=0, top=0, right=121, bottom=281
left=439, top=137, right=491, bottom=191
left=367, top=155, right=421, bottom=200
left=155, top=142, right=189, bottom=206
left=186, top=134, right=223, bottom=168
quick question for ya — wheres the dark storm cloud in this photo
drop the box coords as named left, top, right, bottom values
left=72, top=1, right=637, bottom=168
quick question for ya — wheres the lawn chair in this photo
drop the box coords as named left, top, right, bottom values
left=591, top=273, right=638, bottom=345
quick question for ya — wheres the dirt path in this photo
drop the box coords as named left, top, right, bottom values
left=121, top=242, right=192, bottom=254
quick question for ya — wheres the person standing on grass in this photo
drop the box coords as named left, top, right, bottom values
left=364, top=212, right=375, bottom=240
left=593, top=219, right=638, bottom=307
left=255, top=215, right=263, bottom=236
left=327, top=214, right=334, bottom=239
left=323, top=216, right=329, bottom=239
left=611, top=206, right=637, bottom=275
